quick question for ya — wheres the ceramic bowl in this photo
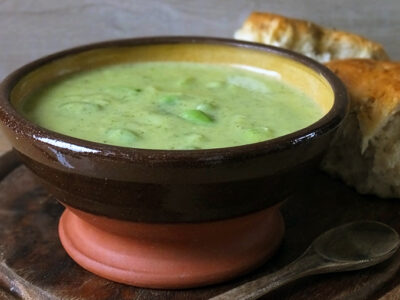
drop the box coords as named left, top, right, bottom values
left=0, top=37, right=347, bottom=288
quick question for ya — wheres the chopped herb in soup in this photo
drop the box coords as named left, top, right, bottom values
left=17, top=62, right=323, bottom=149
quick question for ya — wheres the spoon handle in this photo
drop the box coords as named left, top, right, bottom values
left=210, top=251, right=323, bottom=300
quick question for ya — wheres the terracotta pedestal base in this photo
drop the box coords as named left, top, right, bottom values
left=58, top=206, right=284, bottom=289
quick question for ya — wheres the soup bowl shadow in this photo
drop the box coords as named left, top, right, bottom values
left=0, top=37, right=347, bottom=289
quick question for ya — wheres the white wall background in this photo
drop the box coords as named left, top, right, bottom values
left=0, top=0, right=399, bottom=80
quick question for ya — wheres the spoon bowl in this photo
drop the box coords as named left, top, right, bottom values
left=314, top=221, right=400, bottom=271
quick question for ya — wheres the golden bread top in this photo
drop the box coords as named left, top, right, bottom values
left=326, top=59, right=400, bottom=150
left=234, top=12, right=389, bottom=63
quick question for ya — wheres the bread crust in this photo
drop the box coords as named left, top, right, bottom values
left=234, top=12, right=389, bottom=63
left=322, top=59, right=400, bottom=198
left=326, top=59, right=400, bottom=151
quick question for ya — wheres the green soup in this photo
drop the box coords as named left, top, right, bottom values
left=17, top=62, right=323, bottom=150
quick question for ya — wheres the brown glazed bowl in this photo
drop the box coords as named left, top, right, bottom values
left=0, top=37, right=347, bottom=289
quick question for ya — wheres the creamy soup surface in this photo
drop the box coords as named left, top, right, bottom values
left=17, top=62, right=323, bottom=150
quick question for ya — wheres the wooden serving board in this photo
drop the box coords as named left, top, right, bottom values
left=1, top=151, right=400, bottom=300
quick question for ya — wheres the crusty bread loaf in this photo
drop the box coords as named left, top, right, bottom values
left=234, top=13, right=398, bottom=197
left=322, top=59, right=400, bottom=198
left=234, top=12, right=389, bottom=63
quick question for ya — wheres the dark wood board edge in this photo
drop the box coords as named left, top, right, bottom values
left=0, top=261, right=57, bottom=300
left=0, top=150, right=36, bottom=300
left=0, top=150, right=20, bottom=180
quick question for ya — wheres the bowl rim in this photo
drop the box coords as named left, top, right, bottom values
left=0, top=36, right=348, bottom=163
